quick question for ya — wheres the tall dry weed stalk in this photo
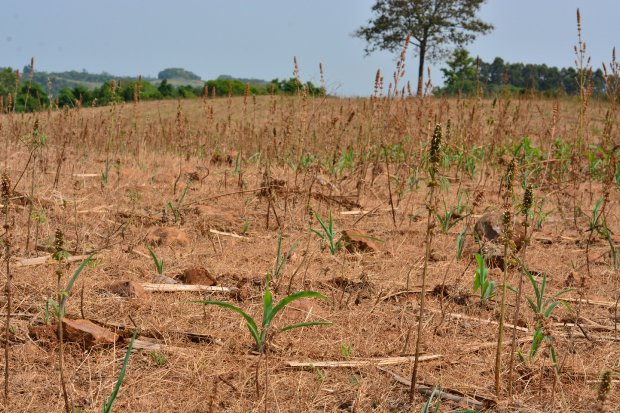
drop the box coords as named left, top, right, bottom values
left=53, top=229, right=71, bottom=413
left=409, top=123, right=441, bottom=404
left=495, top=158, right=515, bottom=396
left=508, top=183, right=533, bottom=395
left=2, top=173, right=12, bottom=405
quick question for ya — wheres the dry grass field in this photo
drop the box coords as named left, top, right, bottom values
left=0, top=91, right=618, bottom=412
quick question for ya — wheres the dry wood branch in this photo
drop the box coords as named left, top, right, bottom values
left=208, top=229, right=248, bottom=239
left=141, top=283, right=236, bottom=292
left=131, top=339, right=185, bottom=353
left=426, top=308, right=529, bottom=333
left=13, top=254, right=91, bottom=268
left=378, top=367, right=490, bottom=409
left=95, top=320, right=224, bottom=345
left=379, top=288, right=424, bottom=301
left=286, top=354, right=440, bottom=368
left=563, top=297, right=617, bottom=308
left=458, top=336, right=532, bottom=354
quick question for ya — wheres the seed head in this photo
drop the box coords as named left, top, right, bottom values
left=54, top=229, right=64, bottom=252
left=502, top=158, right=516, bottom=200
left=429, top=123, right=442, bottom=167
left=502, top=209, right=513, bottom=246
left=597, top=370, right=612, bottom=409
left=1, top=172, right=10, bottom=201
left=522, top=185, right=533, bottom=215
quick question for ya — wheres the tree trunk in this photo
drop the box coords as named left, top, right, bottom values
left=416, top=38, right=427, bottom=97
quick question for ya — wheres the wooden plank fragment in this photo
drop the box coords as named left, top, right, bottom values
left=209, top=229, right=248, bottom=239
left=286, top=354, right=440, bottom=368
left=377, top=367, right=490, bottom=409
left=13, top=254, right=92, bottom=268
left=142, top=283, right=236, bottom=292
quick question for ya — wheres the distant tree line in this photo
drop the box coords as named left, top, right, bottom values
left=0, top=66, right=325, bottom=112
left=438, top=48, right=607, bottom=96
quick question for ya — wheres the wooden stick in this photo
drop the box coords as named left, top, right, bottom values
left=380, top=288, right=424, bottom=301
left=458, top=336, right=532, bottom=354
left=142, top=283, right=236, bottom=292
left=96, top=320, right=224, bottom=346
left=378, top=367, right=489, bottom=409
left=208, top=229, right=247, bottom=239
left=562, top=297, right=617, bottom=308
left=286, top=354, right=440, bottom=368
left=72, top=173, right=100, bottom=178
left=13, top=254, right=91, bottom=268
left=131, top=339, right=184, bottom=353
left=427, top=308, right=529, bottom=333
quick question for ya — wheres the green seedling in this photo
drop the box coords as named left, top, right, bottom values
left=517, top=260, right=572, bottom=363
left=165, top=185, right=188, bottom=223
left=149, top=351, right=167, bottom=366
left=102, top=330, right=137, bottom=413
left=473, top=253, right=495, bottom=303
left=101, top=159, right=110, bottom=186
left=456, top=225, right=468, bottom=261
left=588, top=198, right=617, bottom=269
left=420, top=387, right=479, bottom=413
left=311, top=211, right=340, bottom=255
left=146, top=244, right=164, bottom=275
left=46, top=254, right=94, bottom=320
left=273, top=233, right=297, bottom=279
left=195, top=275, right=331, bottom=353
left=436, top=193, right=467, bottom=234
left=340, top=342, right=351, bottom=359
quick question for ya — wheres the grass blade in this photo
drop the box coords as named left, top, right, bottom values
left=103, top=330, right=137, bottom=413
left=280, top=321, right=333, bottom=332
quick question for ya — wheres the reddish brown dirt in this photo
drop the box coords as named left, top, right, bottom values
left=0, top=96, right=618, bottom=412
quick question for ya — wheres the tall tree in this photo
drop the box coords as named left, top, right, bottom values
left=441, top=48, right=477, bottom=95
left=354, top=0, right=493, bottom=96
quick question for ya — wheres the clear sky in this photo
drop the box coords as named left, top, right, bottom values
left=2, top=1, right=618, bottom=96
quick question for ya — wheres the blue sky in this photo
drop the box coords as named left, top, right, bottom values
left=2, top=1, right=618, bottom=96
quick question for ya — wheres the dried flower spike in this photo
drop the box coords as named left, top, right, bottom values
left=1, top=173, right=10, bottom=201
left=429, top=123, right=442, bottom=167
left=54, top=229, right=64, bottom=252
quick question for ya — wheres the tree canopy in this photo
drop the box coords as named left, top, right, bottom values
left=354, top=0, right=493, bottom=95
left=437, top=49, right=607, bottom=97
left=157, top=68, right=201, bottom=81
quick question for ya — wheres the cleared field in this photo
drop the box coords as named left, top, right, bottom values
left=0, top=93, right=618, bottom=412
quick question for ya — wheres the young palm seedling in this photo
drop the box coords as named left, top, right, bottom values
left=311, top=210, right=340, bottom=255
left=195, top=274, right=331, bottom=398
left=273, top=232, right=297, bottom=279
left=145, top=244, right=164, bottom=275
left=165, top=185, right=188, bottom=224
left=102, top=330, right=137, bottom=413
left=436, top=193, right=467, bottom=234
left=516, top=260, right=572, bottom=395
left=473, top=253, right=495, bottom=304
left=455, top=225, right=468, bottom=262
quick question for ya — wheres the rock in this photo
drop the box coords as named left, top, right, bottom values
left=194, top=205, right=240, bottom=232
left=229, top=277, right=249, bottom=301
left=62, top=319, right=119, bottom=348
left=474, top=212, right=526, bottom=252
left=339, top=230, right=379, bottom=253
left=152, top=274, right=179, bottom=284
left=178, top=267, right=217, bottom=285
left=146, top=227, right=189, bottom=247
left=29, top=324, right=57, bottom=344
left=107, top=280, right=146, bottom=299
